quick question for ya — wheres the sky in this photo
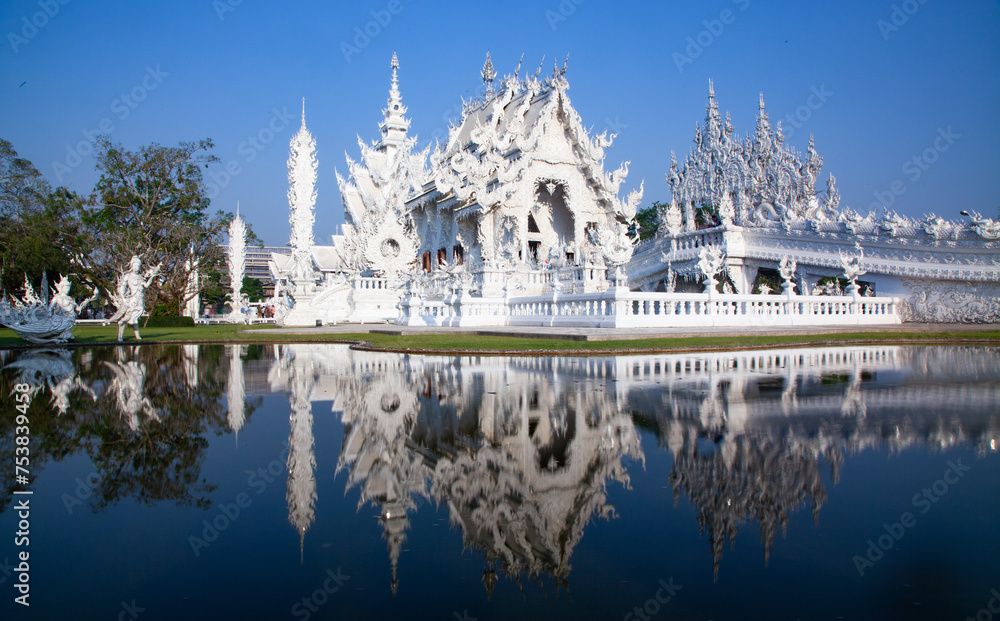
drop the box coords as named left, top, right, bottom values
left=1, top=0, right=998, bottom=247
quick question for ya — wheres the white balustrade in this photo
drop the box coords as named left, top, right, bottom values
left=397, top=288, right=900, bottom=328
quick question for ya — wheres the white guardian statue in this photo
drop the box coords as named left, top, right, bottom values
left=109, top=256, right=162, bottom=341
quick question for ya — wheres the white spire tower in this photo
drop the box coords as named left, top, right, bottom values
left=288, top=99, right=318, bottom=281
left=376, top=52, right=412, bottom=154
left=226, top=203, right=247, bottom=323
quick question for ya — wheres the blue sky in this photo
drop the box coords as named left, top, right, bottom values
left=2, top=0, right=998, bottom=246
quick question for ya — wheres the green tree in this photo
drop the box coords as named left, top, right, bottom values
left=82, top=137, right=228, bottom=315
left=0, top=139, right=87, bottom=294
left=242, top=277, right=265, bottom=302
left=630, top=203, right=662, bottom=241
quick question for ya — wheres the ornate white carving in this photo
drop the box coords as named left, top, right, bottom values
left=226, top=210, right=249, bottom=323
left=288, top=100, right=318, bottom=281
left=778, top=255, right=797, bottom=294
left=839, top=242, right=866, bottom=290
left=665, top=85, right=835, bottom=233
left=1, top=273, right=97, bottom=343
left=962, top=210, right=1000, bottom=240
left=899, top=278, right=1000, bottom=323
left=697, top=246, right=727, bottom=289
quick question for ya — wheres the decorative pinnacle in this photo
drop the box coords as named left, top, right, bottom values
left=708, top=79, right=715, bottom=99
left=759, top=92, right=765, bottom=111
left=301, top=97, right=306, bottom=124
left=481, top=51, right=496, bottom=85
left=390, top=52, right=399, bottom=90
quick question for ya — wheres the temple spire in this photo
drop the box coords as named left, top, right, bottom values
left=377, top=52, right=411, bottom=152
left=482, top=51, right=496, bottom=98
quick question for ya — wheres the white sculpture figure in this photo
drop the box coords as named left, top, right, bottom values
left=3, top=348, right=95, bottom=414
left=288, top=99, right=318, bottom=283
left=226, top=209, right=250, bottom=324
left=665, top=259, right=676, bottom=292
left=269, top=280, right=293, bottom=325
left=778, top=255, right=797, bottom=295
left=758, top=283, right=772, bottom=295
left=104, top=352, right=158, bottom=431
left=1, top=272, right=95, bottom=344
left=109, top=256, right=162, bottom=341
left=48, top=275, right=98, bottom=341
left=961, top=210, right=1000, bottom=240
left=839, top=242, right=867, bottom=294
left=717, top=193, right=735, bottom=226
left=697, top=246, right=727, bottom=290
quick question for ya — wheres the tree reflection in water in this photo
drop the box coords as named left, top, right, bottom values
left=0, top=344, right=259, bottom=515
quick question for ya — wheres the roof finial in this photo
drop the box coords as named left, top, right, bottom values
left=481, top=51, right=496, bottom=85
left=562, top=53, right=569, bottom=75
left=534, top=55, right=545, bottom=79
left=759, top=91, right=765, bottom=111
left=514, top=53, right=524, bottom=80
left=708, top=79, right=715, bottom=99
left=301, top=97, right=306, bottom=124
left=390, top=51, right=399, bottom=90
left=236, top=200, right=240, bottom=217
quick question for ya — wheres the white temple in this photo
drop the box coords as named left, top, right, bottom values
left=267, top=55, right=999, bottom=326
left=628, top=83, right=1000, bottom=323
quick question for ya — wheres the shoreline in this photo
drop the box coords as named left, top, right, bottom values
left=2, top=323, right=998, bottom=356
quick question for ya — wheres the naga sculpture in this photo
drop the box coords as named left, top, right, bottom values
left=0, top=273, right=97, bottom=344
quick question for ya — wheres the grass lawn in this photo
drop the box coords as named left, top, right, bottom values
left=2, top=324, right=998, bottom=354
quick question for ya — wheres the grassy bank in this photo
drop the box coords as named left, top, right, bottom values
left=2, top=324, right=998, bottom=354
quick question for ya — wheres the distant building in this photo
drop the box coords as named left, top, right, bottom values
left=246, top=245, right=290, bottom=297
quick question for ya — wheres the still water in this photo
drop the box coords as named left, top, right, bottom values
left=1, top=343, right=998, bottom=620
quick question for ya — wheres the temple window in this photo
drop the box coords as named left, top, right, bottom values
left=453, top=245, right=464, bottom=265
left=422, top=252, right=431, bottom=272
left=528, top=213, right=540, bottom=233
left=437, top=248, right=447, bottom=265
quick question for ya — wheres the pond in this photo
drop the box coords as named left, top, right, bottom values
left=1, top=343, right=998, bottom=620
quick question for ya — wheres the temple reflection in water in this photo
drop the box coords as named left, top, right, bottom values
left=2, top=343, right=997, bottom=596
left=255, top=343, right=999, bottom=591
